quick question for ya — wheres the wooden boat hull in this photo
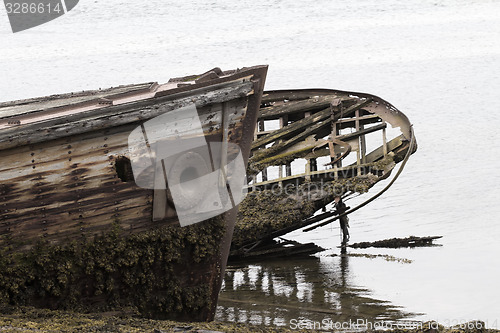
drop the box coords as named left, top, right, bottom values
left=232, top=88, right=416, bottom=255
left=0, top=66, right=268, bottom=321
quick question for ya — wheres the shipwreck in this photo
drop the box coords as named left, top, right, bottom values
left=0, top=66, right=268, bottom=321
left=0, top=67, right=416, bottom=321
left=231, top=89, right=416, bottom=260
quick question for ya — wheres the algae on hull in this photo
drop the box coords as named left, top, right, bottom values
left=0, top=216, right=226, bottom=321
left=233, top=187, right=316, bottom=247
left=0, top=66, right=269, bottom=321
left=233, top=174, right=378, bottom=248
left=241, top=88, right=416, bottom=250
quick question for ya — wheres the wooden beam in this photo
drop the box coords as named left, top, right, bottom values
left=252, top=98, right=372, bottom=150
left=336, top=123, right=387, bottom=142
left=252, top=108, right=331, bottom=149
left=259, top=95, right=339, bottom=120
left=382, top=121, right=388, bottom=156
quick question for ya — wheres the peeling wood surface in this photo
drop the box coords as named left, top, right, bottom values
left=0, top=83, right=155, bottom=119
left=0, top=100, right=251, bottom=252
left=0, top=80, right=254, bottom=150
left=1, top=126, right=149, bottom=247
left=259, top=95, right=338, bottom=119
left=0, top=65, right=268, bottom=255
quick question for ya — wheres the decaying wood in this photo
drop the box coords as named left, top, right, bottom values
left=250, top=98, right=373, bottom=165
left=229, top=238, right=324, bottom=261
left=251, top=107, right=331, bottom=150
left=349, top=236, right=443, bottom=249
left=336, top=122, right=387, bottom=141
left=0, top=98, right=251, bottom=248
left=0, top=81, right=254, bottom=151
left=258, top=95, right=338, bottom=119
left=0, top=65, right=269, bottom=322
left=0, top=66, right=269, bottom=251
left=0, top=83, right=155, bottom=119
left=324, top=137, right=351, bottom=166
left=233, top=88, right=416, bottom=257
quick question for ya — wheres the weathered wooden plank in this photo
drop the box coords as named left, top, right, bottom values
left=0, top=80, right=254, bottom=151
left=0, top=126, right=130, bottom=175
left=250, top=118, right=330, bottom=166
left=252, top=99, right=373, bottom=153
left=254, top=138, right=330, bottom=167
left=255, top=130, right=275, bottom=137
left=0, top=83, right=155, bottom=119
left=229, top=240, right=324, bottom=261
left=0, top=126, right=153, bottom=248
left=336, top=123, right=387, bottom=142
left=258, top=95, right=338, bottom=120
left=252, top=108, right=331, bottom=149
left=364, top=135, right=404, bottom=163
left=336, top=114, right=381, bottom=127
left=261, top=92, right=313, bottom=103
left=261, top=90, right=357, bottom=105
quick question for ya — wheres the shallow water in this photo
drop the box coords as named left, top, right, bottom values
left=1, top=0, right=500, bottom=329
left=217, top=256, right=418, bottom=328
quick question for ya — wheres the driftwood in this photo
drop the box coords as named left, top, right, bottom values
left=349, top=236, right=443, bottom=249
left=336, top=122, right=387, bottom=141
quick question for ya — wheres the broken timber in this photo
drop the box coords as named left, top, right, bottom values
left=348, top=236, right=443, bottom=249
left=232, top=89, right=417, bottom=256
left=229, top=237, right=325, bottom=262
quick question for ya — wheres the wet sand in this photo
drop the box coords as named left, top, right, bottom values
left=0, top=306, right=497, bottom=333
left=0, top=306, right=317, bottom=332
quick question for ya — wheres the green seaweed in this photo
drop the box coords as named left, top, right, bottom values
left=233, top=185, right=316, bottom=247
left=0, top=305, right=325, bottom=332
left=0, top=217, right=226, bottom=321
left=0, top=307, right=492, bottom=333
left=234, top=175, right=378, bottom=247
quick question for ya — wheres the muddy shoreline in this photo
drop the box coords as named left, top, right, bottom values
left=0, top=307, right=497, bottom=333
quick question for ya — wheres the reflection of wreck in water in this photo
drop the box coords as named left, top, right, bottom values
left=232, top=90, right=417, bottom=258
left=217, top=256, right=413, bottom=326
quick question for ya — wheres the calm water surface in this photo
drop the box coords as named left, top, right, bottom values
left=1, top=0, right=499, bottom=328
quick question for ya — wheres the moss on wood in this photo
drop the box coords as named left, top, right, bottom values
left=234, top=174, right=379, bottom=247
left=248, top=146, right=312, bottom=175
left=0, top=217, right=226, bottom=321
left=233, top=186, right=315, bottom=247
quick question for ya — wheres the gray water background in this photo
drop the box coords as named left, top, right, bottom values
left=1, top=0, right=499, bottom=328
